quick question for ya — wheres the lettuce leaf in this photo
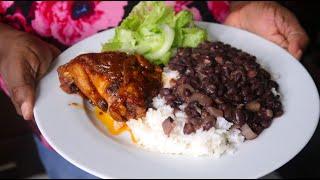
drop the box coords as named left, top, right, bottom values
left=102, top=1, right=207, bottom=65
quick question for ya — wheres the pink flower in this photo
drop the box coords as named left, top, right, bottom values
left=0, top=1, right=13, bottom=14
left=207, top=1, right=230, bottom=23
left=3, top=10, right=33, bottom=32
left=31, top=1, right=128, bottom=46
left=165, top=1, right=202, bottom=21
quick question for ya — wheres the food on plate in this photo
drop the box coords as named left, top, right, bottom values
left=57, top=52, right=162, bottom=121
left=102, top=1, right=206, bottom=65
left=93, top=106, right=137, bottom=143
left=57, top=2, right=283, bottom=157
left=126, top=41, right=283, bottom=156
left=162, top=41, right=283, bottom=139
left=127, top=94, right=244, bottom=157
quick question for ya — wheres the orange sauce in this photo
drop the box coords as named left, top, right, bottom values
left=93, top=107, right=137, bottom=143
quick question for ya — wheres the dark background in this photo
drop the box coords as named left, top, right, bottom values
left=273, top=1, right=320, bottom=177
left=0, top=1, right=320, bottom=178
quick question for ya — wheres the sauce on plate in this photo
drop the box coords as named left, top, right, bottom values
left=93, top=107, right=137, bottom=143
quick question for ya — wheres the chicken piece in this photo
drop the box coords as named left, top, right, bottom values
left=57, top=52, right=162, bottom=121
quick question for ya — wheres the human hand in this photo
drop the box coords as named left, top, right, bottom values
left=224, top=1, right=309, bottom=60
left=0, top=23, right=60, bottom=120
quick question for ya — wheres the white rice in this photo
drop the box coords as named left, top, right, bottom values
left=126, top=69, right=245, bottom=157
left=271, top=87, right=281, bottom=96
left=162, top=67, right=180, bottom=88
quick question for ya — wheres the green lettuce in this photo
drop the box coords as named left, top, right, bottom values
left=102, top=1, right=207, bottom=65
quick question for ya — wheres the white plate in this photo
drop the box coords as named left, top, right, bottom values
left=34, top=22, right=320, bottom=179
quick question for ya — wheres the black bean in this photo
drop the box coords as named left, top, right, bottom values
left=183, top=123, right=196, bottom=135
left=234, top=109, right=245, bottom=125
left=259, top=69, right=271, bottom=79
left=167, top=41, right=283, bottom=137
left=223, top=107, right=233, bottom=121
left=160, top=88, right=171, bottom=96
left=203, top=119, right=215, bottom=131
left=188, top=118, right=203, bottom=130
left=185, top=104, right=201, bottom=118
left=206, top=84, right=217, bottom=95
left=247, top=70, right=257, bottom=78
left=206, top=106, right=224, bottom=117
left=261, top=119, right=272, bottom=128
left=164, top=94, right=176, bottom=102
left=246, top=101, right=261, bottom=112
left=162, top=117, right=176, bottom=136
left=215, top=56, right=224, bottom=64
left=214, top=97, right=224, bottom=104
left=274, top=109, right=284, bottom=117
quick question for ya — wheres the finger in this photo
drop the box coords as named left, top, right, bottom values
left=268, top=34, right=289, bottom=49
left=48, top=44, right=61, bottom=59
left=37, top=43, right=61, bottom=80
left=275, top=6, right=309, bottom=60
left=11, top=84, right=35, bottom=120
left=224, top=7, right=290, bottom=51
left=287, top=32, right=309, bottom=59
left=11, top=98, right=22, bottom=116
left=27, top=40, right=60, bottom=80
left=7, top=59, right=36, bottom=120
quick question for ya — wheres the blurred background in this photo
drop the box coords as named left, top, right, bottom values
left=0, top=1, right=319, bottom=179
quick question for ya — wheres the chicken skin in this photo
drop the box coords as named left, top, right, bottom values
left=57, top=52, right=162, bottom=121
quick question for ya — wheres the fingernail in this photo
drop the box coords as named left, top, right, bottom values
left=21, top=102, right=32, bottom=120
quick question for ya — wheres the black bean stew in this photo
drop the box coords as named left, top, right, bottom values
left=160, top=41, right=283, bottom=140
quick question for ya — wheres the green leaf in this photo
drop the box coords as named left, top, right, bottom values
left=101, top=1, right=207, bottom=65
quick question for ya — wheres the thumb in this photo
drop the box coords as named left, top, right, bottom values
left=8, top=61, right=36, bottom=120
left=274, top=6, right=309, bottom=60
left=12, top=84, right=35, bottom=120
left=36, top=43, right=61, bottom=81
left=48, top=44, right=61, bottom=59
left=287, top=31, right=309, bottom=59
